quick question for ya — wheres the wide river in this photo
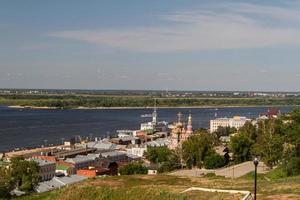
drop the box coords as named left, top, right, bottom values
left=0, top=106, right=295, bottom=152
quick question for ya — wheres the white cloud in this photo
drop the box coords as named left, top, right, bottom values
left=48, top=2, right=300, bottom=52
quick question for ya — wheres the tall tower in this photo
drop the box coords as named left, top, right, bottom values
left=177, top=112, right=182, bottom=125
left=152, top=99, right=157, bottom=124
left=186, top=112, right=193, bottom=134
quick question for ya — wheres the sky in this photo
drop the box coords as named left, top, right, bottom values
left=1, top=0, right=300, bottom=91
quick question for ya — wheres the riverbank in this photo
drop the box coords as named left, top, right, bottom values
left=7, top=104, right=298, bottom=110
left=2, top=93, right=300, bottom=110
left=8, top=105, right=58, bottom=109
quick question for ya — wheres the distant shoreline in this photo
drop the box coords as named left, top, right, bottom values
left=7, top=105, right=298, bottom=110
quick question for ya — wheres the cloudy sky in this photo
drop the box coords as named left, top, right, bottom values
left=1, top=0, right=300, bottom=91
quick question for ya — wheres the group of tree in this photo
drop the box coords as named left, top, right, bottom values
left=214, top=126, right=237, bottom=138
left=144, top=146, right=181, bottom=173
left=118, top=162, right=148, bottom=175
left=4, top=93, right=300, bottom=109
left=230, top=109, right=300, bottom=177
left=0, top=158, right=40, bottom=198
left=181, top=131, right=227, bottom=169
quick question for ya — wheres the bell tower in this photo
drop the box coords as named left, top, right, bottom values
left=186, top=112, right=193, bottom=134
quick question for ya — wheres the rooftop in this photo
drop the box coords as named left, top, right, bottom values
left=32, top=158, right=55, bottom=167
left=101, top=151, right=126, bottom=158
left=65, top=155, right=96, bottom=164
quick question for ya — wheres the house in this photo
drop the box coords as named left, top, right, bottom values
left=76, top=167, right=110, bottom=177
left=32, top=158, right=56, bottom=181
left=126, top=146, right=147, bottom=157
left=35, top=175, right=87, bottom=193
left=65, top=155, right=98, bottom=171
left=146, top=138, right=170, bottom=147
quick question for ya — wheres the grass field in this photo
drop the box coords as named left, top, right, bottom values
left=14, top=173, right=300, bottom=200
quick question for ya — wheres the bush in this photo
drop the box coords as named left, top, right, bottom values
left=266, top=167, right=288, bottom=180
left=203, top=154, right=226, bottom=169
left=284, top=157, right=300, bottom=177
left=118, top=162, right=148, bottom=175
left=145, top=147, right=172, bottom=164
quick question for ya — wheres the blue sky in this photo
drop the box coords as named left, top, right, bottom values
left=1, top=0, right=300, bottom=91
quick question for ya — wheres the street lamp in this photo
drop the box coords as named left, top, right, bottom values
left=253, top=157, right=259, bottom=200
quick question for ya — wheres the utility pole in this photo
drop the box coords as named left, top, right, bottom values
left=253, top=157, right=259, bottom=200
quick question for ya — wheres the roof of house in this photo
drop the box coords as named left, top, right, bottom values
left=101, top=151, right=126, bottom=158
left=55, top=175, right=87, bottom=185
left=32, top=158, right=55, bottom=167
left=146, top=138, right=170, bottom=147
left=35, top=175, right=87, bottom=193
left=85, top=141, right=117, bottom=150
left=65, top=155, right=96, bottom=164
left=126, top=154, right=141, bottom=159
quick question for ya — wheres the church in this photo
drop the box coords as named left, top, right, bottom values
left=169, top=112, right=193, bottom=149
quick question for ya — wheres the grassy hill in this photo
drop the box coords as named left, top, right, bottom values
left=14, top=174, right=300, bottom=200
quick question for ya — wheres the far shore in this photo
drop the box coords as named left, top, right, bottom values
left=6, top=104, right=298, bottom=110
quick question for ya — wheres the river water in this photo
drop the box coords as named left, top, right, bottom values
left=0, top=106, right=295, bottom=152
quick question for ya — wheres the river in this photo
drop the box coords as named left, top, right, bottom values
left=0, top=106, right=295, bottom=152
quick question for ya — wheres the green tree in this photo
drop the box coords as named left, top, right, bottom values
left=118, top=162, right=148, bottom=175
left=157, top=150, right=181, bottom=173
left=238, top=121, right=257, bottom=141
left=181, top=131, right=215, bottom=168
left=214, top=126, right=237, bottom=138
left=0, top=166, right=14, bottom=199
left=203, top=153, right=226, bottom=169
left=279, top=109, right=300, bottom=176
left=230, top=133, right=254, bottom=163
left=145, top=147, right=172, bottom=164
left=145, top=147, right=181, bottom=173
left=253, top=119, right=284, bottom=168
left=10, top=158, right=40, bottom=192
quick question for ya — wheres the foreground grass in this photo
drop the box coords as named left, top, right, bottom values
left=14, top=174, right=300, bottom=200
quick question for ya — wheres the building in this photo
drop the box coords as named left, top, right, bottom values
left=126, top=146, right=147, bottom=157
left=33, top=158, right=56, bottom=181
left=65, top=155, right=98, bottom=171
left=169, top=112, right=193, bottom=149
left=76, top=167, right=110, bottom=177
left=84, top=140, right=117, bottom=151
left=140, top=104, right=168, bottom=132
left=259, top=108, right=281, bottom=119
left=210, top=116, right=250, bottom=133
left=146, top=138, right=170, bottom=147
left=35, top=175, right=87, bottom=193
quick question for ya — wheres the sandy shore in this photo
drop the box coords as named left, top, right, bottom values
left=8, top=105, right=57, bottom=109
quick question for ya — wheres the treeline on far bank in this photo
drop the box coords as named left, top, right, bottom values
left=1, top=94, right=300, bottom=108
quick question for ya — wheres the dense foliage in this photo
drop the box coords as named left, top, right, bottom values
left=0, top=158, right=40, bottom=198
left=203, top=154, right=226, bottom=169
left=230, top=109, right=300, bottom=177
left=181, top=131, right=216, bottom=168
left=145, top=147, right=181, bottom=173
left=214, top=126, right=237, bottom=138
left=145, top=147, right=172, bottom=164
left=2, top=94, right=300, bottom=108
left=118, top=162, right=148, bottom=175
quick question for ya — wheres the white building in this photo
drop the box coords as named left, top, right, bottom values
left=126, top=147, right=147, bottom=157
left=210, top=116, right=250, bottom=133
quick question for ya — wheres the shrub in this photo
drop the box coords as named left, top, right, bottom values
left=284, top=157, right=300, bottom=177
left=118, top=162, right=148, bottom=175
left=203, top=154, right=226, bottom=169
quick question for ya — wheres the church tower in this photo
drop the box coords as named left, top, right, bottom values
left=186, top=112, right=193, bottom=134
left=152, top=99, right=157, bottom=124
